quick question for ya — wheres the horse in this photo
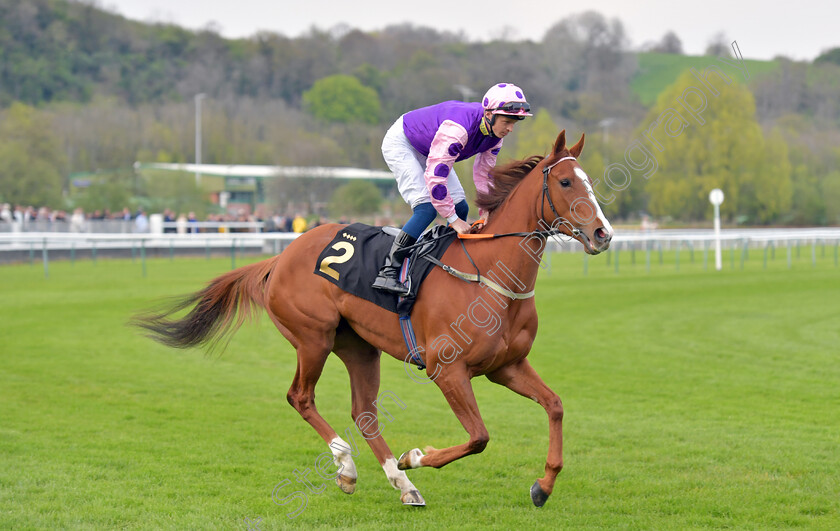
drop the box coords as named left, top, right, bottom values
left=132, top=130, right=613, bottom=508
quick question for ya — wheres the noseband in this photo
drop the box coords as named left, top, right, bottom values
left=422, top=155, right=587, bottom=297
left=540, top=156, right=581, bottom=238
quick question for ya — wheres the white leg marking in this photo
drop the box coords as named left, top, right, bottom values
left=383, top=457, right=418, bottom=493
left=329, top=437, right=357, bottom=479
left=409, top=448, right=424, bottom=468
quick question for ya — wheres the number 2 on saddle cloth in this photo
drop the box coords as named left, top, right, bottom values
left=314, top=223, right=458, bottom=369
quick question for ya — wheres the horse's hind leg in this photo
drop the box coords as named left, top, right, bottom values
left=334, top=326, right=425, bottom=506
left=284, top=340, right=361, bottom=493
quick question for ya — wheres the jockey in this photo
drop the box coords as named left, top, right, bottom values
left=373, top=83, right=533, bottom=295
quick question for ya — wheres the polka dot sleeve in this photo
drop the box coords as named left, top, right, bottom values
left=473, top=140, right=503, bottom=219
left=425, top=120, right=469, bottom=222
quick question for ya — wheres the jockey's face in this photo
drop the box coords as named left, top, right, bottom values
left=485, top=112, right=521, bottom=138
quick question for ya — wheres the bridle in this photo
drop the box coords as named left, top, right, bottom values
left=449, top=154, right=584, bottom=241
left=540, top=155, right=582, bottom=239
left=413, top=154, right=589, bottom=299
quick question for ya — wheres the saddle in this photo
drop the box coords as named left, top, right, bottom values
left=313, top=223, right=457, bottom=316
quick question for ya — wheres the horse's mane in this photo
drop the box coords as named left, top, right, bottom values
left=475, top=155, right=545, bottom=213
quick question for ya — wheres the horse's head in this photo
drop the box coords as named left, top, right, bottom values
left=539, top=130, right=613, bottom=254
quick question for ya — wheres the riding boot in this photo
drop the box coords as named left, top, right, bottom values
left=372, top=231, right=417, bottom=295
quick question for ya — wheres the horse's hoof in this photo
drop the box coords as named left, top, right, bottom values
left=530, top=480, right=550, bottom=507
left=401, top=489, right=426, bottom=506
left=336, top=474, right=356, bottom=494
left=397, top=448, right=424, bottom=470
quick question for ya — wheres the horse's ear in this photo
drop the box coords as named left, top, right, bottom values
left=569, top=133, right=585, bottom=158
left=553, top=130, right=567, bottom=155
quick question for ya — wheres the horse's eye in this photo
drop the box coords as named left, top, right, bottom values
left=560, top=179, right=571, bottom=188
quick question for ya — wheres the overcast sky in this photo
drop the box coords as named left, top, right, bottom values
left=102, top=0, right=837, bottom=61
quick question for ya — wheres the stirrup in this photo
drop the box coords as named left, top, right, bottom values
left=372, top=274, right=410, bottom=296
left=371, top=230, right=416, bottom=296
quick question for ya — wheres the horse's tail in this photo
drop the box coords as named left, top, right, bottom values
left=131, top=256, right=280, bottom=351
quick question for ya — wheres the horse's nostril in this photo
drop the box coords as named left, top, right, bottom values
left=594, top=227, right=611, bottom=243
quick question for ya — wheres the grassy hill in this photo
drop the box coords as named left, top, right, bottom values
left=631, top=52, right=782, bottom=106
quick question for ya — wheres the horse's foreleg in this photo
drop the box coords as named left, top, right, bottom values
left=398, top=364, right=490, bottom=470
left=335, top=342, right=425, bottom=506
left=486, top=359, right=563, bottom=507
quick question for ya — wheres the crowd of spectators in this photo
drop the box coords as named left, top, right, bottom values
left=1, top=203, right=137, bottom=229
left=0, top=203, right=369, bottom=234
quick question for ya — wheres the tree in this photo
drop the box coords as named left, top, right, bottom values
left=751, top=129, right=792, bottom=223
left=541, top=11, right=637, bottom=122
left=141, top=169, right=210, bottom=216
left=704, top=32, right=730, bottom=56
left=814, top=47, right=840, bottom=67
left=788, top=164, right=824, bottom=225
left=0, top=102, right=65, bottom=206
left=72, top=170, right=133, bottom=213
left=651, top=31, right=683, bottom=54
left=328, top=179, right=382, bottom=217
left=822, top=171, right=840, bottom=225
left=760, top=113, right=838, bottom=226
left=638, top=71, right=792, bottom=223
left=302, top=75, right=381, bottom=124
left=512, top=109, right=559, bottom=160
left=751, top=60, right=809, bottom=123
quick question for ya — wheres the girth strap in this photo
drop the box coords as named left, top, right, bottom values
left=419, top=254, right=535, bottom=300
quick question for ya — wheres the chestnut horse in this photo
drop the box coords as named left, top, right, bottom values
left=133, top=130, right=613, bottom=508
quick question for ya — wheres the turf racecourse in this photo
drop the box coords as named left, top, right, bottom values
left=1, top=248, right=838, bottom=530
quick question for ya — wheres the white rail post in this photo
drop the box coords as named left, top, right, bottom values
left=709, top=189, right=724, bottom=271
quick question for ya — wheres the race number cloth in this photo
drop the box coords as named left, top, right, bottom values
left=314, top=223, right=456, bottom=315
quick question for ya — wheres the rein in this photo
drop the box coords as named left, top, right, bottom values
left=412, top=155, right=584, bottom=300
left=457, top=155, right=581, bottom=241
left=540, top=155, right=581, bottom=239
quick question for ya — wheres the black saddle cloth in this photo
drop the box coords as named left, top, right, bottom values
left=313, top=223, right=457, bottom=315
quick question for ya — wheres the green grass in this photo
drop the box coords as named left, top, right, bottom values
left=1, top=249, right=839, bottom=529
left=631, top=52, right=781, bottom=106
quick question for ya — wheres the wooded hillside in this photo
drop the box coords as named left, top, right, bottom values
left=1, top=0, right=839, bottom=225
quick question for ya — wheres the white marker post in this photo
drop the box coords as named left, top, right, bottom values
left=709, top=188, right=725, bottom=271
